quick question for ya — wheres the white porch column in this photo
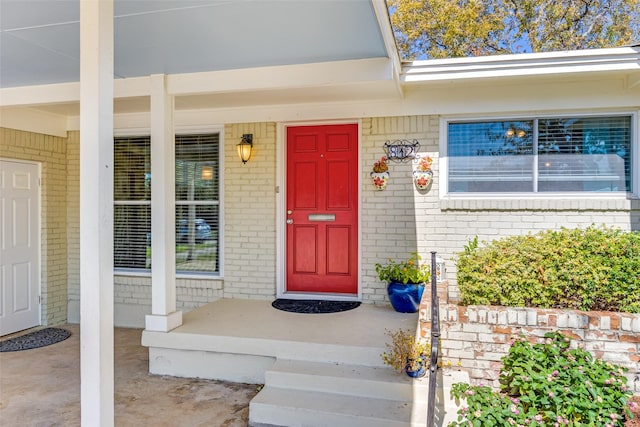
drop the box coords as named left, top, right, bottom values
left=145, top=74, right=182, bottom=332
left=79, top=0, right=114, bottom=426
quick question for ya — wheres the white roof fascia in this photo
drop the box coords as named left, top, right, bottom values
left=0, top=82, right=80, bottom=107
left=0, top=58, right=395, bottom=107
left=167, top=58, right=395, bottom=96
left=402, top=47, right=640, bottom=83
left=0, top=107, right=68, bottom=137
left=370, top=0, right=403, bottom=97
left=0, top=76, right=151, bottom=108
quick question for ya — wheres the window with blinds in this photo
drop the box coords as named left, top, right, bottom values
left=113, top=132, right=220, bottom=274
left=114, top=136, right=151, bottom=269
left=175, top=133, right=220, bottom=274
left=447, top=115, right=632, bottom=194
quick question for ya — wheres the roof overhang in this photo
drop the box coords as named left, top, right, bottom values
left=402, top=47, right=640, bottom=85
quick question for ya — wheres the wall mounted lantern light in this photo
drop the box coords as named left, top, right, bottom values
left=237, top=134, right=253, bottom=164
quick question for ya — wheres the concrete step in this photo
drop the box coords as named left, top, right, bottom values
left=264, top=359, right=429, bottom=402
left=249, top=386, right=427, bottom=427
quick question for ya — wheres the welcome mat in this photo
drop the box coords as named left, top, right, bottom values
left=272, top=299, right=361, bottom=314
left=0, top=327, right=71, bottom=352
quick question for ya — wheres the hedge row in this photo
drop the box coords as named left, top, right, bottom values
left=456, top=226, right=640, bottom=313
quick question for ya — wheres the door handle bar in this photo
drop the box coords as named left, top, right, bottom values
left=308, top=214, right=336, bottom=222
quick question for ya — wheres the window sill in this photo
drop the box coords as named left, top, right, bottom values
left=440, top=196, right=639, bottom=211
left=114, top=270, right=222, bottom=280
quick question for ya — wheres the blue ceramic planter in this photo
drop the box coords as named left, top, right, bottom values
left=405, top=356, right=427, bottom=378
left=386, top=281, right=425, bottom=313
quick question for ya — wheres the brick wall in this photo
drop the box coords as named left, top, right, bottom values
left=419, top=297, right=640, bottom=394
left=361, top=116, right=441, bottom=303
left=222, top=122, right=277, bottom=300
left=1, top=127, right=69, bottom=325
left=107, top=275, right=225, bottom=327
left=66, top=131, right=80, bottom=322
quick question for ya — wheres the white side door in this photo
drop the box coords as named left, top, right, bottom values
left=0, top=160, right=40, bottom=336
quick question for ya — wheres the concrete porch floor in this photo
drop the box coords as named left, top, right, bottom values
left=1, top=299, right=425, bottom=426
left=142, top=299, right=421, bottom=383
left=0, top=324, right=259, bottom=426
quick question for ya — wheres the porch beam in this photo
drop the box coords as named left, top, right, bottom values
left=79, top=0, right=114, bottom=426
left=145, top=74, right=182, bottom=332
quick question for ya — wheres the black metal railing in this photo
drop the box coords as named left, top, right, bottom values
left=426, top=251, right=441, bottom=427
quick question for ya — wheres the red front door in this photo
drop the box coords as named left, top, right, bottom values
left=286, top=124, right=358, bottom=294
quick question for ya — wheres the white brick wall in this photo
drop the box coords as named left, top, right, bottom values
left=66, top=131, right=80, bottom=322
left=222, top=123, right=277, bottom=300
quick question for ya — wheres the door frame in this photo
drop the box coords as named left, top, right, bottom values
left=275, top=121, right=362, bottom=301
left=0, top=158, right=42, bottom=334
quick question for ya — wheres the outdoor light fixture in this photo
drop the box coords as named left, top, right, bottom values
left=201, top=165, right=213, bottom=180
left=237, top=134, right=253, bottom=164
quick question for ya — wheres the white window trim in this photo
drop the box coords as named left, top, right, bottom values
left=113, top=125, right=225, bottom=278
left=439, top=111, right=639, bottom=201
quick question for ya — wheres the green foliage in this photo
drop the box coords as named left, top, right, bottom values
left=457, top=226, right=640, bottom=313
left=449, top=332, right=634, bottom=426
left=375, top=252, right=431, bottom=284
left=380, top=328, right=431, bottom=372
left=389, top=0, right=640, bottom=60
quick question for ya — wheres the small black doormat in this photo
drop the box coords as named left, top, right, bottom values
left=0, top=327, right=71, bottom=352
left=272, top=299, right=361, bottom=314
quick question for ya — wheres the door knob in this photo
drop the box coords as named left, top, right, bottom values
left=286, top=219, right=294, bottom=224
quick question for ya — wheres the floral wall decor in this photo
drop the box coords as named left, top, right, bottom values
left=371, top=156, right=389, bottom=190
left=413, top=155, right=433, bottom=191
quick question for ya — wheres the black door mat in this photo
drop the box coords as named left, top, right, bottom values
left=272, top=299, right=361, bottom=314
left=0, top=327, right=71, bottom=352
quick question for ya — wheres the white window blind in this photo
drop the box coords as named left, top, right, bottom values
left=113, top=132, right=221, bottom=274
left=448, top=115, right=632, bottom=194
left=537, top=116, right=630, bottom=192
left=175, top=133, right=220, bottom=274
left=114, top=136, right=151, bottom=269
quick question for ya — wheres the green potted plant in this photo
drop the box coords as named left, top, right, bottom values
left=375, top=252, right=430, bottom=312
left=381, top=328, right=431, bottom=378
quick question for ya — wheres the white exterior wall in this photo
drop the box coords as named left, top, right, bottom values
left=222, top=122, right=278, bottom=300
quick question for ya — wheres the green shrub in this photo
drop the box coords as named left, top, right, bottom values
left=449, top=331, right=635, bottom=427
left=456, top=226, right=640, bottom=313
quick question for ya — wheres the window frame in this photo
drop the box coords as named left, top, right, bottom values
left=440, top=111, right=638, bottom=199
left=112, top=126, right=224, bottom=278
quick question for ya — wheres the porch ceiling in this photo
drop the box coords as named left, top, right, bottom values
left=0, top=0, right=399, bottom=116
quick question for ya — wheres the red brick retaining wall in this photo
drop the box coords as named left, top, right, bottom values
left=419, top=296, right=640, bottom=394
